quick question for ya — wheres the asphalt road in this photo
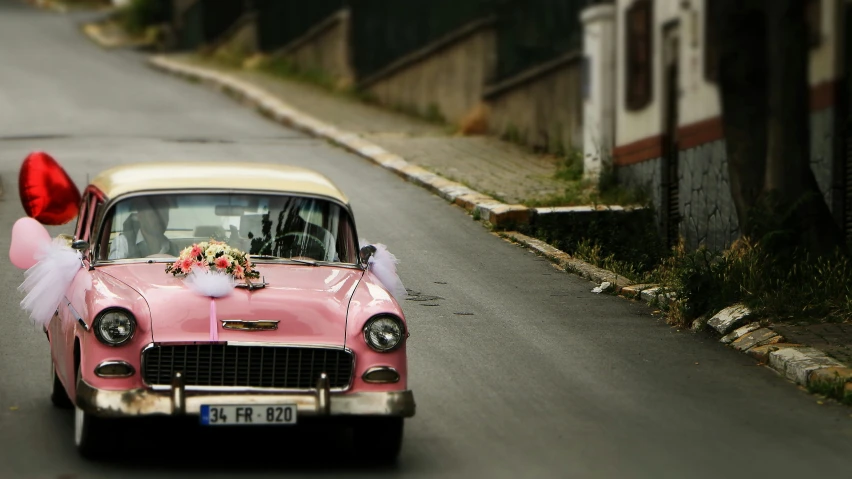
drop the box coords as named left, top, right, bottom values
left=1, top=2, right=852, bottom=478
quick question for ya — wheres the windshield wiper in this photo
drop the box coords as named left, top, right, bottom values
left=249, top=255, right=320, bottom=266
left=284, top=258, right=320, bottom=266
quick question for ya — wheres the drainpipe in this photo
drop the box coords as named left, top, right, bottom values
left=581, top=3, right=617, bottom=182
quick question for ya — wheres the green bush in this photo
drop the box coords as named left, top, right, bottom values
left=118, top=0, right=169, bottom=35
left=521, top=207, right=668, bottom=281
left=649, top=237, right=852, bottom=327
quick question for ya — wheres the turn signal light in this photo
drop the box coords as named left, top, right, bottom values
left=362, top=367, right=400, bottom=384
left=95, top=361, right=135, bottom=378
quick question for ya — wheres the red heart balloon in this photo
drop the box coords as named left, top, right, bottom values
left=18, top=151, right=81, bottom=225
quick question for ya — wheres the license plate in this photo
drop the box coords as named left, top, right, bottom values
left=200, top=405, right=297, bottom=426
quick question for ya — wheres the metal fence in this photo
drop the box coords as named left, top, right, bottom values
left=491, top=0, right=586, bottom=82
left=255, top=0, right=346, bottom=52
left=349, top=0, right=491, bottom=81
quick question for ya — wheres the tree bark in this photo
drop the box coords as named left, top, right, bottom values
left=715, top=0, right=768, bottom=239
left=764, top=0, right=845, bottom=256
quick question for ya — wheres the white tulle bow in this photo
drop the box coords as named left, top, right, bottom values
left=360, top=240, right=406, bottom=301
left=184, top=269, right=236, bottom=298
left=18, top=237, right=82, bottom=328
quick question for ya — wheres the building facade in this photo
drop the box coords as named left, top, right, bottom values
left=582, top=0, right=851, bottom=251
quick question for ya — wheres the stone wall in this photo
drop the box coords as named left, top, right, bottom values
left=616, top=157, right=664, bottom=234
left=678, top=140, right=739, bottom=252
left=484, top=55, right=583, bottom=154
left=274, top=10, right=355, bottom=90
left=361, top=21, right=496, bottom=128
left=616, top=108, right=838, bottom=252
left=810, top=107, right=835, bottom=207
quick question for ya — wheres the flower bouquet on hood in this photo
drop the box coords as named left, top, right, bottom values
left=166, top=240, right=261, bottom=341
left=166, top=240, right=259, bottom=284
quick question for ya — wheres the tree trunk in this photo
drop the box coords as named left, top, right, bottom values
left=764, top=0, right=846, bottom=256
left=715, top=0, right=768, bottom=239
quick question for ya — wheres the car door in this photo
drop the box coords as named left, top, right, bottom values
left=51, top=192, right=95, bottom=388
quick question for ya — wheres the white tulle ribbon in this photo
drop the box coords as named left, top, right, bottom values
left=360, top=240, right=406, bottom=301
left=184, top=269, right=235, bottom=341
left=18, top=237, right=82, bottom=328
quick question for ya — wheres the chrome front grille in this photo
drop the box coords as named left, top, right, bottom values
left=141, top=344, right=353, bottom=390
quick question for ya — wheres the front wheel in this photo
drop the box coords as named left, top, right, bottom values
left=74, top=371, right=111, bottom=460
left=352, top=417, right=404, bottom=465
left=50, top=362, right=73, bottom=409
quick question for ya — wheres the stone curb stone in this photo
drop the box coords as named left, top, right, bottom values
left=768, top=347, right=846, bottom=386
left=707, top=304, right=753, bottom=335
left=146, top=56, right=532, bottom=227
left=730, top=328, right=782, bottom=351
left=745, top=343, right=803, bottom=363
left=720, top=322, right=762, bottom=344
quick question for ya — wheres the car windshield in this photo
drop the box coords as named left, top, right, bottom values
left=97, top=193, right=358, bottom=264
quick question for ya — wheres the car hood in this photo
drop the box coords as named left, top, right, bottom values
left=99, top=263, right=364, bottom=345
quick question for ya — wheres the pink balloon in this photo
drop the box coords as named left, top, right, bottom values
left=9, top=217, right=52, bottom=270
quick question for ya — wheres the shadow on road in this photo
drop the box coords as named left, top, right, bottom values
left=68, top=413, right=404, bottom=475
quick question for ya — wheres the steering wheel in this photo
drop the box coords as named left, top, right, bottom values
left=281, top=232, right=327, bottom=260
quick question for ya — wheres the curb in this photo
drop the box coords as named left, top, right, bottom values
left=147, top=55, right=530, bottom=228
left=82, top=21, right=155, bottom=50
left=28, top=0, right=68, bottom=13
left=500, top=231, right=852, bottom=407
left=143, top=55, right=852, bottom=407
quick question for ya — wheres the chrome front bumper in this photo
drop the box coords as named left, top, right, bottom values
left=76, top=373, right=415, bottom=419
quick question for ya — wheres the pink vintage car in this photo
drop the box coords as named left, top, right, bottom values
left=10, top=158, right=415, bottom=463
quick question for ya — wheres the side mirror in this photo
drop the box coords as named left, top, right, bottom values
left=71, top=240, right=90, bottom=252
left=359, top=245, right=377, bottom=265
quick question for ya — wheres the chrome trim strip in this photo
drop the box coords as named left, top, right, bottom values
left=75, top=378, right=415, bottom=418
left=221, top=320, right=279, bottom=331
left=65, top=296, right=88, bottom=331
left=94, top=360, right=136, bottom=378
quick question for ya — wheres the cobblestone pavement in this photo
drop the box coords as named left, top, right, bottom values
left=178, top=55, right=576, bottom=205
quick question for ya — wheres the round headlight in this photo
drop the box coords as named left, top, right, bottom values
left=363, top=315, right=405, bottom=352
left=93, top=309, right=136, bottom=346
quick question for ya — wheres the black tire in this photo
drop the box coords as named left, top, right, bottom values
left=352, top=417, right=404, bottom=465
left=50, top=362, right=73, bottom=409
left=74, top=370, right=112, bottom=460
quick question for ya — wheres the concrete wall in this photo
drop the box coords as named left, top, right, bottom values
left=275, top=10, right=355, bottom=90
left=362, top=23, right=496, bottom=127
left=485, top=58, right=583, bottom=154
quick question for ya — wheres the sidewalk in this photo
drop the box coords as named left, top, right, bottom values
left=169, top=54, right=583, bottom=208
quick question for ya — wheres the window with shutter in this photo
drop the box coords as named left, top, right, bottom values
left=626, top=0, right=653, bottom=111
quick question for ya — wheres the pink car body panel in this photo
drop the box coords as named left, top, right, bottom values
left=53, top=262, right=408, bottom=396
